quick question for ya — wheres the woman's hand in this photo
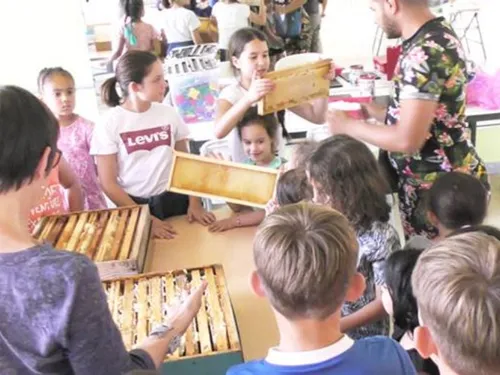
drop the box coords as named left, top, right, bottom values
left=245, top=71, right=275, bottom=104
left=187, top=200, right=216, bottom=225
left=168, top=281, right=208, bottom=335
left=152, top=216, right=178, bottom=239
left=208, top=217, right=237, bottom=232
left=324, top=61, right=336, bottom=81
left=327, top=109, right=353, bottom=135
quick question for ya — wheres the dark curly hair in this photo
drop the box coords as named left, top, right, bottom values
left=307, top=135, right=390, bottom=231
left=385, top=248, right=423, bottom=334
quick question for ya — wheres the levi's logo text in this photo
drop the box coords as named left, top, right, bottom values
left=120, top=125, right=172, bottom=154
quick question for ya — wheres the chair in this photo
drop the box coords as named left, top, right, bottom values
left=199, top=139, right=231, bottom=210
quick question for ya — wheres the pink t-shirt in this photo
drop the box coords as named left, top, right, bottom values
left=120, top=21, right=158, bottom=52
left=58, top=116, right=107, bottom=210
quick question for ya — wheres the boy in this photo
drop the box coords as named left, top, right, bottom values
left=228, top=202, right=416, bottom=374
left=412, top=232, right=500, bottom=375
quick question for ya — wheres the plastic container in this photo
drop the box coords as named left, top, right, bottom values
left=165, top=57, right=219, bottom=124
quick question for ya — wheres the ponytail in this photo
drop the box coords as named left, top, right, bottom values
left=101, top=76, right=121, bottom=107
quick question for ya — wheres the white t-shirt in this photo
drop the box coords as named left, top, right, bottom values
left=160, top=7, right=201, bottom=43
left=212, top=2, right=250, bottom=49
left=218, top=83, right=284, bottom=163
left=90, top=103, right=190, bottom=198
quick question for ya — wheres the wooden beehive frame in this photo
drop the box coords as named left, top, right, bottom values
left=167, top=152, right=279, bottom=208
left=258, top=59, right=332, bottom=115
left=33, top=205, right=151, bottom=280
left=102, top=265, right=241, bottom=360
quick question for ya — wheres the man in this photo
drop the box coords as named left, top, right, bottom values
left=303, top=0, right=327, bottom=52
left=327, top=0, right=489, bottom=239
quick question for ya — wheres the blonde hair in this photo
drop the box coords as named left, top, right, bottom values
left=412, top=232, right=500, bottom=375
left=253, top=202, right=359, bottom=320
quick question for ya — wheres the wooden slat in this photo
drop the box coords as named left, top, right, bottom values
left=39, top=216, right=57, bottom=241
left=214, top=265, right=240, bottom=349
left=258, top=59, right=331, bottom=115
left=95, top=211, right=119, bottom=261
left=66, top=213, right=89, bottom=251
left=175, top=273, right=197, bottom=356
left=122, top=279, right=135, bottom=350
left=149, top=277, right=163, bottom=329
left=110, top=209, right=129, bottom=260
left=87, top=212, right=109, bottom=259
left=45, top=217, right=67, bottom=245
left=107, top=281, right=120, bottom=328
left=191, top=270, right=212, bottom=354
left=119, top=207, right=140, bottom=260
left=55, top=215, right=78, bottom=248
left=167, top=152, right=279, bottom=209
left=204, top=267, right=229, bottom=351
left=136, top=278, right=149, bottom=344
left=77, top=213, right=98, bottom=254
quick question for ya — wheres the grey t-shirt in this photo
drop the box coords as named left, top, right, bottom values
left=304, top=0, right=320, bottom=15
left=0, top=244, right=155, bottom=375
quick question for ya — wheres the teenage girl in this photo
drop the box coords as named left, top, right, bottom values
left=307, top=135, right=401, bottom=339
left=215, top=27, right=334, bottom=163
left=108, top=0, right=160, bottom=69
left=209, top=111, right=285, bottom=232
left=38, top=67, right=106, bottom=211
left=91, top=51, right=215, bottom=239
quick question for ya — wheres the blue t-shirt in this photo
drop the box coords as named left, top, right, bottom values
left=227, top=336, right=417, bottom=375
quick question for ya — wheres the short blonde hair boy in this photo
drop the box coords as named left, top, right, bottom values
left=253, top=202, right=359, bottom=320
left=412, top=232, right=500, bottom=375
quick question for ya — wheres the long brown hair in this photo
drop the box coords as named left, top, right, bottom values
left=101, top=51, right=158, bottom=107
left=307, top=135, right=390, bottom=231
left=227, top=27, right=268, bottom=76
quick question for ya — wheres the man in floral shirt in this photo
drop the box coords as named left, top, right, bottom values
left=327, top=0, right=489, bottom=239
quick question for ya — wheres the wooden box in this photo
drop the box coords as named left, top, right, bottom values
left=258, top=59, right=331, bottom=115
left=167, top=152, right=279, bottom=208
left=33, top=205, right=152, bottom=280
left=102, top=265, right=243, bottom=374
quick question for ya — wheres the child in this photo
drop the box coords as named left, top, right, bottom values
left=412, top=232, right=500, bottom=375
left=382, top=249, right=440, bottom=375
left=307, top=135, right=400, bottom=339
left=215, top=27, right=334, bottom=163
left=276, top=168, right=312, bottom=206
left=91, top=51, right=215, bottom=239
left=211, top=0, right=266, bottom=61
left=38, top=67, right=107, bottom=211
left=0, top=85, right=206, bottom=374
left=227, top=202, right=416, bottom=374
left=159, top=0, right=202, bottom=54
left=108, top=0, right=160, bottom=68
left=406, top=171, right=489, bottom=249
left=208, top=112, right=285, bottom=232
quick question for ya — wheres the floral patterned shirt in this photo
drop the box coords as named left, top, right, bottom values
left=386, top=17, right=488, bottom=188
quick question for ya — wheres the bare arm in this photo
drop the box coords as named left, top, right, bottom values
left=191, top=28, right=203, bottom=44
left=108, top=35, right=126, bottom=64
left=340, top=286, right=387, bottom=333
left=361, top=102, right=388, bottom=123
left=214, top=98, right=253, bottom=138
left=95, top=154, right=137, bottom=207
left=321, top=0, right=328, bottom=15
left=209, top=209, right=265, bottom=232
left=58, top=158, right=84, bottom=212
left=290, top=96, right=329, bottom=124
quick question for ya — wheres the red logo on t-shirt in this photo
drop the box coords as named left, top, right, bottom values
left=120, top=125, right=172, bottom=154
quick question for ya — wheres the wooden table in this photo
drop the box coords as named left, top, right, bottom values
left=144, top=208, right=279, bottom=361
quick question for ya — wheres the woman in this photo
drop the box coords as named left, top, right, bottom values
left=0, top=85, right=205, bottom=374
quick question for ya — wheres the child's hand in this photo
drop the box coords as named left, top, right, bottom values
left=208, top=217, right=237, bottom=232
left=208, top=152, right=231, bottom=162
left=187, top=204, right=216, bottom=225
left=246, top=71, right=275, bottom=104
left=152, top=216, right=178, bottom=239
left=324, top=61, right=336, bottom=81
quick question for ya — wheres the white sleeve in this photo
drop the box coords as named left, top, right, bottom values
left=90, top=116, right=119, bottom=155
left=218, top=85, right=243, bottom=105
left=187, top=10, right=201, bottom=31
left=242, top=4, right=250, bottom=18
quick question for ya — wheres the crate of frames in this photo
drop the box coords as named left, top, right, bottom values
left=168, top=43, right=218, bottom=59
left=165, top=56, right=219, bottom=124
left=33, top=205, right=152, bottom=280
left=102, top=264, right=243, bottom=374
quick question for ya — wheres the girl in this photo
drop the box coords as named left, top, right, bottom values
left=91, top=51, right=215, bottom=239
left=382, top=249, right=440, bottom=375
left=108, top=0, right=160, bottom=68
left=38, top=67, right=107, bottom=211
left=0, top=85, right=205, bottom=374
left=275, top=168, right=311, bottom=206
left=215, top=27, right=334, bottom=163
left=159, top=0, right=203, bottom=54
left=209, top=112, right=285, bottom=232
left=307, top=134, right=401, bottom=339
left=210, top=0, right=266, bottom=61
left=406, top=171, right=489, bottom=249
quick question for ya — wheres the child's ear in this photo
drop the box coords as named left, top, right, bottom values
left=129, top=82, right=141, bottom=94
left=250, top=270, right=267, bottom=298
left=427, top=211, right=439, bottom=227
left=231, top=56, right=240, bottom=71
left=345, top=272, right=365, bottom=302
left=414, top=325, right=439, bottom=359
